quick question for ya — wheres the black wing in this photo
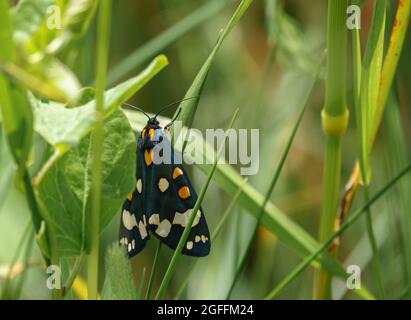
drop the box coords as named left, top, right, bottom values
left=143, top=132, right=210, bottom=257
left=119, top=144, right=149, bottom=257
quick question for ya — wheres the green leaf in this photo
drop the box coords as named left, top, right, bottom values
left=7, top=0, right=98, bottom=103
left=104, top=244, right=136, bottom=300
left=0, top=2, right=33, bottom=174
left=32, top=55, right=168, bottom=152
left=358, top=0, right=386, bottom=184
left=12, top=0, right=97, bottom=56
left=2, top=58, right=81, bottom=103
left=36, top=110, right=136, bottom=257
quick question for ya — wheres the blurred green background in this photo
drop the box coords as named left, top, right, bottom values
left=1, top=0, right=410, bottom=300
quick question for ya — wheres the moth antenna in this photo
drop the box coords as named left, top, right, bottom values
left=123, top=102, right=150, bottom=119
left=154, top=96, right=200, bottom=119
left=164, top=108, right=182, bottom=130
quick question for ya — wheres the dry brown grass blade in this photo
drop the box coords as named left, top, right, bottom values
left=330, top=162, right=360, bottom=256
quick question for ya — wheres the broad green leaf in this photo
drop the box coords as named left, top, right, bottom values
left=11, top=0, right=55, bottom=46
left=33, top=55, right=168, bottom=152
left=37, top=110, right=136, bottom=257
left=104, top=245, right=136, bottom=300
left=8, top=0, right=97, bottom=102
left=0, top=1, right=33, bottom=174
left=2, top=58, right=81, bottom=103
left=12, top=0, right=97, bottom=56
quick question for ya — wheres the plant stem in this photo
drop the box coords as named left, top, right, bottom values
left=316, top=0, right=348, bottom=299
left=63, top=254, right=85, bottom=298
left=265, top=163, right=411, bottom=300
left=145, top=241, right=162, bottom=300
left=88, top=0, right=111, bottom=300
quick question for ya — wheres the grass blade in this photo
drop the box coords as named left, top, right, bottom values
left=226, top=57, right=323, bottom=298
left=265, top=163, right=411, bottom=300
left=107, top=0, right=229, bottom=85
left=145, top=241, right=162, bottom=300
left=174, top=178, right=248, bottom=299
left=170, top=0, right=253, bottom=135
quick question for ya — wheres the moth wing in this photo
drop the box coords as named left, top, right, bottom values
left=119, top=147, right=149, bottom=257
left=145, top=136, right=210, bottom=257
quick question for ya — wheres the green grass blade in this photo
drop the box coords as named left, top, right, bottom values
left=107, top=0, right=229, bottom=85
left=363, top=188, right=384, bottom=298
left=226, top=57, right=323, bottom=298
left=136, top=267, right=147, bottom=300
left=373, top=0, right=411, bottom=142
left=174, top=178, right=248, bottom=299
left=265, top=163, right=411, bottom=300
left=170, top=0, right=253, bottom=135
left=358, top=0, right=386, bottom=184
left=155, top=109, right=239, bottom=300
left=383, top=93, right=411, bottom=298
left=145, top=241, right=162, bottom=300
left=356, top=0, right=386, bottom=299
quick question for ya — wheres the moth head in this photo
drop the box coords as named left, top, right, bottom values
left=147, top=117, right=160, bottom=126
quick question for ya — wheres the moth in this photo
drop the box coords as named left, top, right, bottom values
left=119, top=105, right=210, bottom=257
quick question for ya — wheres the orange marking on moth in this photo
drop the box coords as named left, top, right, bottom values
left=127, top=193, right=133, bottom=201
left=144, top=149, right=153, bottom=166
left=148, top=128, right=155, bottom=141
left=178, top=186, right=190, bottom=199
left=172, top=167, right=183, bottom=179
left=141, top=128, right=146, bottom=139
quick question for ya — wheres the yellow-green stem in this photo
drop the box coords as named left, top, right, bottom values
left=88, top=0, right=111, bottom=300
left=316, top=0, right=348, bottom=299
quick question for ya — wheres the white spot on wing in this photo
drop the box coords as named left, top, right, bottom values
left=195, top=235, right=201, bottom=243
left=172, top=209, right=201, bottom=227
left=138, top=221, right=148, bottom=239
left=186, top=241, right=193, bottom=250
left=149, top=213, right=160, bottom=226
left=201, top=235, right=207, bottom=243
left=155, top=219, right=172, bottom=237
left=158, top=178, right=169, bottom=192
left=122, top=210, right=137, bottom=230
left=136, top=179, right=142, bottom=194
